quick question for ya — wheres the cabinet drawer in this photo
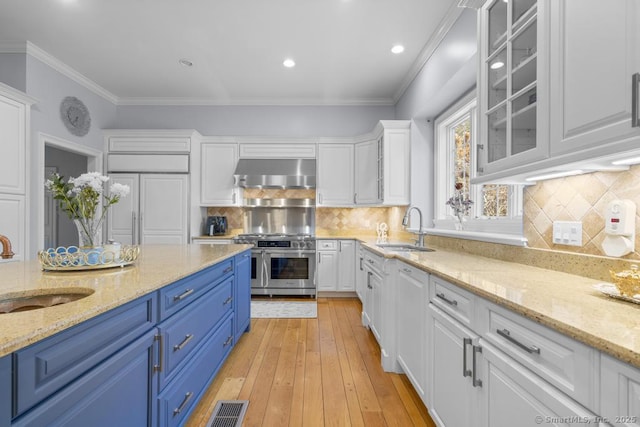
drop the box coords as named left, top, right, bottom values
left=430, top=275, right=475, bottom=329
left=318, top=240, right=337, bottom=250
left=14, top=294, right=156, bottom=416
left=479, top=300, right=597, bottom=408
left=158, top=315, right=234, bottom=427
left=363, top=249, right=384, bottom=273
left=159, top=277, right=233, bottom=389
left=159, top=258, right=234, bottom=320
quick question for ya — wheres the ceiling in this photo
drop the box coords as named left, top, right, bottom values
left=0, top=0, right=463, bottom=106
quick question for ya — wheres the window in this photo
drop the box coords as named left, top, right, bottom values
left=434, top=91, right=523, bottom=238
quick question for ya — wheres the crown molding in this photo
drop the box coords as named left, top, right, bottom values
left=0, top=41, right=119, bottom=104
left=392, top=2, right=467, bottom=103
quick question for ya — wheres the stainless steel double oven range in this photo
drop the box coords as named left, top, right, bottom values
left=234, top=233, right=316, bottom=297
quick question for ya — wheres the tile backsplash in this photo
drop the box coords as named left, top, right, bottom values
left=524, top=165, right=640, bottom=260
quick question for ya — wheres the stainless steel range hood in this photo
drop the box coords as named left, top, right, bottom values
left=233, top=159, right=316, bottom=189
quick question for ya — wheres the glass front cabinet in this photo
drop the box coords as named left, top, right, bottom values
left=476, top=0, right=549, bottom=180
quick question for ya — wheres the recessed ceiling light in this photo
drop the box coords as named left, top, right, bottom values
left=391, top=45, right=405, bottom=54
left=178, top=58, right=193, bottom=67
left=490, top=61, right=504, bottom=69
left=283, top=58, right=296, bottom=68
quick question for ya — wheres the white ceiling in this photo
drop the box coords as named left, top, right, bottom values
left=0, top=0, right=463, bottom=106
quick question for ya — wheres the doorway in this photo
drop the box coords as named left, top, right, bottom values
left=37, top=133, right=103, bottom=253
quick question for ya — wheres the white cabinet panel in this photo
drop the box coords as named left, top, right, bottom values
left=316, top=250, right=338, bottom=291
left=383, top=128, right=411, bottom=205
left=108, top=174, right=188, bottom=245
left=354, top=139, right=380, bottom=205
left=549, top=0, right=640, bottom=155
left=0, top=94, right=26, bottom=194
left=601, top=354, right=640, bottom=427
left=317, top=144, right=354, bottom=206
left=337, top=240, right=355, bottom=291
left=200, top=143, right=239, bottom=206
left=140, top=175, right=188, bottom=244
left=0, top=194, right=25, bottom=262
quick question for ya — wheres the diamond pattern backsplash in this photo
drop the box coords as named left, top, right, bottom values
left=524, top=165, right=640, bottom=259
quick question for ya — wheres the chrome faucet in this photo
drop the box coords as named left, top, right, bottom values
left=0, top=234, right=14, bottom=259
left=402, top=206, right=427, bottom=247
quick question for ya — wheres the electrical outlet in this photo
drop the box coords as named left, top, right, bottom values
left=552, top=221, right=583, bottom=246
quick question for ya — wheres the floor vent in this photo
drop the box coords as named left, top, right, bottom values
left=207, top=400, right=249, bottom=427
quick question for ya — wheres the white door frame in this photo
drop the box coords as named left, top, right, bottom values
left=37, top=133, right=103, bottom=251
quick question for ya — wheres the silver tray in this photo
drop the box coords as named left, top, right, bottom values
left=593, top=283, right=640, bottom=306
left=38, top=246, right=140, bottom=272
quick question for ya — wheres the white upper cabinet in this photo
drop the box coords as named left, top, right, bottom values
left=549, top=0, right=640, bottom=156
left=355, top=121, right=411, bottom=206
left=200, top=142, right=240, bottom=206
left=477, top=0, right=549, bottom=177
left=317, top=143, right=354, bottom=207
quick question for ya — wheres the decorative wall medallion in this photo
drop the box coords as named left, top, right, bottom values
left=60, top=96, right=91, bottom=137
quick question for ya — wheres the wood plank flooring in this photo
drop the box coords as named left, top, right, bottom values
left=186, top=298, right=436, bottom=427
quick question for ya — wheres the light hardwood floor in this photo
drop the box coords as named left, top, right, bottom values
left=186, top=298, right=436, bottom=427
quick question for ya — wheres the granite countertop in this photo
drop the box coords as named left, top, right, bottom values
left=360, top=239, right=640, bottom=369
left=0, top=244, right=251, bottom=357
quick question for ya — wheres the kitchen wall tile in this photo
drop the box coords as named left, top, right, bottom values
left=524, top=165, right=640, bottom=260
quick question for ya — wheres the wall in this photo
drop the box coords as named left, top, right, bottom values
left=394, top=8, right=478, bottom=230
left=524, top=166, right=640, bottom=260
left=0, top=53, right=26, bottom=91
left=115, top=104, right=394, bottom=138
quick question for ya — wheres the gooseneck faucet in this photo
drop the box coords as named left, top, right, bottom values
left=402, top=206, right=427, bottom=248
left=0, top=234, right=15, bottom=259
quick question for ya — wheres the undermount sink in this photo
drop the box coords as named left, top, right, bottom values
left=0, top=289, right=94, bottom=314
left=376, top=243, right=435, bottom=252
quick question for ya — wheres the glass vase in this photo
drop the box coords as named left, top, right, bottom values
left=74, top=218, right=102, bottom=248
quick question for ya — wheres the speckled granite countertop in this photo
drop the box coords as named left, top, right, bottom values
left=0, top=244, right=251, bottom=357
left=359, top=239, right=640, bottom=369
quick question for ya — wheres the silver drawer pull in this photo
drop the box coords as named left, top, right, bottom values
left=173, top=334, right=194, bottom=352
left=223, top=296, right=233, bottom=306
left=173, top=391, right=194, bottom=416
left=153, top=334, right=164, bottom=372
left=223, top=266, right=233, bottom=274
left=472, top=345, right=483, bottom=387
left=497, top=328, right=540, bottom=354
left=436, top=292, right=458, bottom=306
left=223, top=336, right=233, bottom=347
left=462, top=337, right=472, bottom=378
left=402, top=268, right=412, bottom=274
left=173, top=288, right=194, bottom=302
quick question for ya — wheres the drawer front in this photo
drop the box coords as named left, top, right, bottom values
left=14, top=294, right=156, bottom=416
left=158, top=315, right=234, bottom=427
left=363, top=249, right=383, bottom=273
left=479, top=300, right=597, bottom=408
left=318, top=240, right=337, bottom=250
left=159, top=278, right=233, bottom=388
left=430, top=275, right=475, bottom=329
left=159, top=258, right=234, bottom=320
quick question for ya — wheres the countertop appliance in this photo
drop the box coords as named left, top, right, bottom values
left=205, top=216, right=228, bottom=236
left=234, top=233, right=316, bottom=297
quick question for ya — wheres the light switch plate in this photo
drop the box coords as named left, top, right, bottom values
left=552, top=221, right=583, bottom=246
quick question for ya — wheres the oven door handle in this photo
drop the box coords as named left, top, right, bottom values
left=267, top=250, right=316, bottom=256
left=261, top=250, right=269, bottom=288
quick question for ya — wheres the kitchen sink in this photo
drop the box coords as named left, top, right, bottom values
left=376, top=243, right=434, bottom=252
left=0, top=289, right=94, bottom=314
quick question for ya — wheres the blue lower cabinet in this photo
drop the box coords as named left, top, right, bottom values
left=13, top=329, right=158, bottom=427
left=234, top=250, right=252, bottom=341
left=157, top=314, right=234, bottom=427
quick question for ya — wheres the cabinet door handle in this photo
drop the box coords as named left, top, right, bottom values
left=462, top=337, right=472, bottom=378
left=173, top=334, right=194, bottom=352
left=223, top=266, right=233, bottom=274
left=173, top=391, right=194, bottom=416
left=131, top=212, right=137, bottom=245
left=359, top=257, right=363, bottom=271
left=173, top=288, right=194, bottom=302
left=223, top=296, right=233, bottom=306
left=318, top=193, right=323, bottom=205
left=496, top=328, right=540, bottom=354
left=436, top=292, right=458, bottom=306
left=154, top=334, right=164, bottom=372
left=232, top=191, right=237, bottom=205
left=367, top=271, right=372, bottom=289
left=223, top=336, right=233, bottom=347
left=402, top=267, right=412, bottom=274
left=472, top=345, right=483, bottom=387
left=353, top=193, right=357, bottom=204
left=633, top=73, right=640, bottom=127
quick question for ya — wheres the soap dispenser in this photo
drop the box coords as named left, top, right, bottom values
left=601, top=199, right=636, bottom=257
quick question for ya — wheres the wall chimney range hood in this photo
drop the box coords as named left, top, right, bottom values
left=233, top=159, right=316, bottom=189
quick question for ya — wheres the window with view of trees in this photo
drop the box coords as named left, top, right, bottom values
left=434, top=92, right=522, bottom=236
